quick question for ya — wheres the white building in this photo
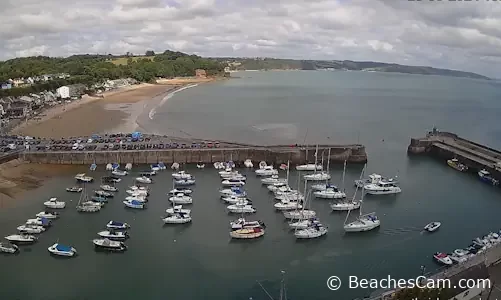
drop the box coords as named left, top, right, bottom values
left=56, top=86, right=70, bottom=99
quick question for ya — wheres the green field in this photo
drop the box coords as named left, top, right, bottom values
left=109, top=56, right=155, bottom=65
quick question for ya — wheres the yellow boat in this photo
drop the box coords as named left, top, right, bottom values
left=229, top=227, right=265, bottom=239
left=447, top=158, right=468, bottom=172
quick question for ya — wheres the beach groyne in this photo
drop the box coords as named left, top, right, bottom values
left=21, top=145, right=367, bottom=165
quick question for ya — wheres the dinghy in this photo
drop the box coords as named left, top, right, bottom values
left=17, top=224, right=45, bottom=234
left=93, top=238, right=127, bottom=252
left=219, top=187, right=247, bottom=198
left=169, top=188, right=192, bottom=195
left=75, top=173, right=93, bottom=183
left=123, top=199, right=146, bottom=209
left=97, top=230, right=129, bottom=240
left=174, top=178, right=196, bottom=186
left=100, top=185, right=118, bottom=192
left=5, top=234, right=37, bottom=244
left=230, top=218, right=265, bottom=230
left=227, top=202, right=256, bottom=214
left=162, top=212, right=192, bottom=224
left=230, top=227, right=265, bottom=239
left=169, top=193, right=193, bottom=204
left=171, top=162, right=180, bottom=170
left=197, top=163, right=205, bottom=169
left=279, top=163, right=288, bottom=170
left=95, top=190, right=114, bottom=198
left=434, top=252, right=453, bottom=265
left=36, top=211, right=59, bottom=219
left=135, top=176, right=152, bottom=184
left=111, top=169, right=128, bottom=176
left=166, top=205, right=191, bottom=215
left=107, top=221, right=130, bottom=230
left=424, top=222, right=441, bottom=232
left=213, top=162, right=224, bottom=169
left=48, top=243, right=77, bottom=257
left=172, top=171, right=193, bottom=180
left=258, top=161, right=267, bottom=169
left=221, top=179, right=245, bottom=187
left=295, top=223, right=328, bottom=239
left=44, top=197, right=66, bottom=209
left=0, top=242, right=19, bottom=254
left=244, top=159, right=253, bottom=168
left=66, top=186, right=83, bottom=193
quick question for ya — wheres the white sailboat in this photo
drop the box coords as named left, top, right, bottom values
left=227, top=201, right=256, bottom=214
left=331, top=163, right=363, bottom=211
left=261, top=175, right=287, bottom=185
left=314, top=153, right=346, bottom=199
left=292, top=184, right=328, bottom=239
left=344, top=169, right=380, bottom=232
left=76, top=184, right=101, bottom=212
left=169, top=193, right=193, bottom=204
left=303, top=146, right=330, bottom=181
left=255, top=165, right=278, bottom=176
left=244, top=159, right=253, bottom=168
left=172, top=170, right=193, bottom=180
left=135, top=176, right=152, bottom=184
left=166, top=205, right=191, bottom=215
left=162, top=211, right=192, bottom=224
left=296, top=163, right=322, bottom=171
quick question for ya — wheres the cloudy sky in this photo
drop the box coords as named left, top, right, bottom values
left=1, top=0, right=501, bottom=77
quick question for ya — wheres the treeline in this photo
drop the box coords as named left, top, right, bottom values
left=0, top=50, right=226, bottom=96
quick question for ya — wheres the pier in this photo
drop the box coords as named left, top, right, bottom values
left=407, top=129, right=501, bottom=178
left=19, top=136, right=367, bottom=165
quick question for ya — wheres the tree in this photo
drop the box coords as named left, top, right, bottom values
left=145, top=50, right=155, bottom=56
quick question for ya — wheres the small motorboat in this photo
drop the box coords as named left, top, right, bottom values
left=172, top=171, right=193, bottom=180
left=447, top=158, right=468, bottom=172
left=17, top=224, right=45, bottom=234
left=304, top=172, right=331, bottom=181
left=111, top=169, right=128, bottom=176
left=221, top=179, right=245, bottom=187
left=76, top=201, right=102, bottom=212
left=225, top=174, right=247, bottom=181
left=226, top=161, right=236, bottom=169
left=255, top=166, right=278, bottom=176
left=364, top=179, right=402, bottom=195
left=168, top=188, right=192, bottom=195
left=125, top=163, right=133, bottom=170
left=126, top=186, right=149, bottom=196
left=314, top=186, right=346, bottom=199
left=95, top=190, right=114, bottom=198
left=230, top=218, right=266, bottom=230
left=90, top=163, right=97, bottom=171
left=162, top=212, right=192, bottom=224
left=171, top=162, right=180, bottom=170
left=100, top=185, right=118, bottom=192
left=48, top=243, right=77, bottom=257
left=102, top=176, right=121, bottom=183
left=107, top=221, right=130, bottom=230
left=0, top=242, right=19, bottom=254
left=279, top=163, right=288, bottom=170
left=261, top=175, right=287, bottom=185
left=151, top=164, right=161, bottom=172
left=106, top=163, right=113, bottom=171
left=5, top=234, right=37, bottom=244
left=136, top=176, right=152, bottom=184
left=158, top=162, right=166, bottom=170
left=222, top=196, right=250, bottom=204
left=166, top=205, right=191, bottom=215
left=433, top=252, right=453, bottom=265
left=449, top=253, right=469, bottom=264
left=26, top=217, right=51, bottom=227
left=111, top=163, right=120, bottom=170
left=213, top=162, right=225, bottom=169
left=274, top=200, right=303, bottom=211
left=295, top=224, right=328, bottom=239
left=296, top=164, right=323, bottom=171
left=169, top=193, right=193, bottom=204
left=140, top=170, right=156, bottom=177
left=125, top=195, right=147, bottom=202
left=283, top=210, right=317, bottom=220
left=97, top=230, right=129, bottom=240
left=36, top=211, right=59, bottom=219
left=354, top=173, right=384, bottom=188
left=478, top=169, right=499, bottom=186
left=66, top=186, right=83, bottom=193
left=91, top=196, right=108, bottom=203
left=268, top=184, right=290, bottom=193
left=454, top=249, right=470, bottom=257
left=219, top=187, right=247, bottom=198
left=197, top=163, right=205, bottom=169
left=258, top=161, right=267, bottom=169
left=44, top=197, right=66, bottom=209
left=244, top=159, right=253, bottom=168
left=230, top=227, right=265, bottom=239
left=75, top=173, right=93, bottom=183
left=174, top=178, right=196, bottom=186
left=330, top=201, right=360, bottom=211
left=123, top=200, right=146, bottom=209
left=289, top=218, right=320, bottom=230
left=227, top=202, right=256, bottom=214
left=424, top=222, right=441, bottom=232
left=93, top=238, right=127, bottom=252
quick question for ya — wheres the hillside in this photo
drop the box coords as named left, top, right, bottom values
left=216, top=57, right=489, bottom=80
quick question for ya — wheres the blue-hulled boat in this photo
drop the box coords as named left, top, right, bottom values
left=123, top=199, right=145, bottom=209
left=107, top=221, right=130, bottom=230
left=91, top=196, right=108, bottom=203
left=478, top=169, right=499, bottom=186
left=112, top=163, right=120, bottom=170
left=158, top=162, right=166, bottom=170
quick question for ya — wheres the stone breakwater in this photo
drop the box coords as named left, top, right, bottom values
left=21, top=145, right=367, bottom=165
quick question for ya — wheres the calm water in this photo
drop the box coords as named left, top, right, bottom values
left=2, top=71, right=501, bottom=300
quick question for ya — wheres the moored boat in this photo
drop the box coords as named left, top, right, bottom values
left=314, top=185, right=346, bottom=199
left=283, top=210, right=316, bottom=220
left=304, top=172, right=331, bottom=181
left=111, top=169, right=128, bottom=176
left=171, top=162, right=180, bottom=170
left=107, top=221, right=130, bottom=230
left=221, top=179, right=246, bottom=187
left=424, top=222, right=441, bottom=232
left=222, top=195, right=250, bottom=204
left=447, top=158, right=468, bottom=172
left=5, top=234, right=37, bottom=244
left=330, top=201, right=360, bottom=211
left=123, top=199, right=146, bottom=209
left=197, top=163, right=205, bottom=169
left=17, top=224, right=45, bottom=234
left=168, top=188, right=192, bottom=195
left=289, top=218, right=319, bottom=230
left=44, top=197, right=66, bottom=209
left=219, top=187, right=247, bottom=198
left=77, top=201, right=102, bottom=212
left=168, top=193, right=193, bottom=204
left=230, top=218, right=265, bottom=230
left=162, top=212, right=192, bottom=224
left=354, top=173, right=384, bottom=188
left=100, top=185, right=118, bottom=192
left=66, top=186, right=83, bottom=193
left=91, top=196, right=108, bottom=203
left=261, top=175, right=287, bottom=185
left=36, top=211, right=59, bottom=219
left=0, top=242, right=19, bottom=254
left=135, top=176, right=152, bottom=184
left=174, top=178, right=196, bottom=186
left=364, top=179, right=401, bottom=195
left=295, top=223, right=328, bottom=239
left=433, top=252, right=453, bottom=265
left=26, top=217, right=51, bottom=227
left=95, top=190, right=114, bottom=198
left=97, top=230, right=129, bottom=240
left=296, top=164, right=322, bottom=171
left=255, top=166, right=278, bottom=176
left=227, top=202, right=256, bottom=214
left=48, top=243, right=77, bottom=257
left=102, top=176, right=121, bottom=183
left=274, top=200, right=303, bottom=211
left=125, top=195, right=147, bottom=202
left=230, top=227, right=265, bottom=239
left=93, top=238, right=127, bottom=252
left=75, top=173, right=93, bottom=183
left=244, top=159, right=253, bottom=168
left=172, top=171, right=193, bottom=180
left=166, top=205, right=191, bottom=215
left=478, top=169, right=499, bottom=186
left=140, top=170, right=156, bottom=177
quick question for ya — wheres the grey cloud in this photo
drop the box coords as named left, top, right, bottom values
left=1, top=0, right=501, bottom=77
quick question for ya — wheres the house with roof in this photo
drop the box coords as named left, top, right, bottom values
left=5, top=101, right=29, bottom=118
left=1, top=82, right=12, bottom=90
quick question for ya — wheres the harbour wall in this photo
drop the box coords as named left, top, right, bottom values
left=21, top=145, right=368, bottom=165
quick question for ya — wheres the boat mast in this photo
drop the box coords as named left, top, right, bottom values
left=280, top=270, right=287, bottom=300
left=286, top=160, right=290, bottom=186
left=326, top=147, right=331, bottom=185
left=341, top=159, right=346, bottom=192
left=359, top=164, right=367, bottom=217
